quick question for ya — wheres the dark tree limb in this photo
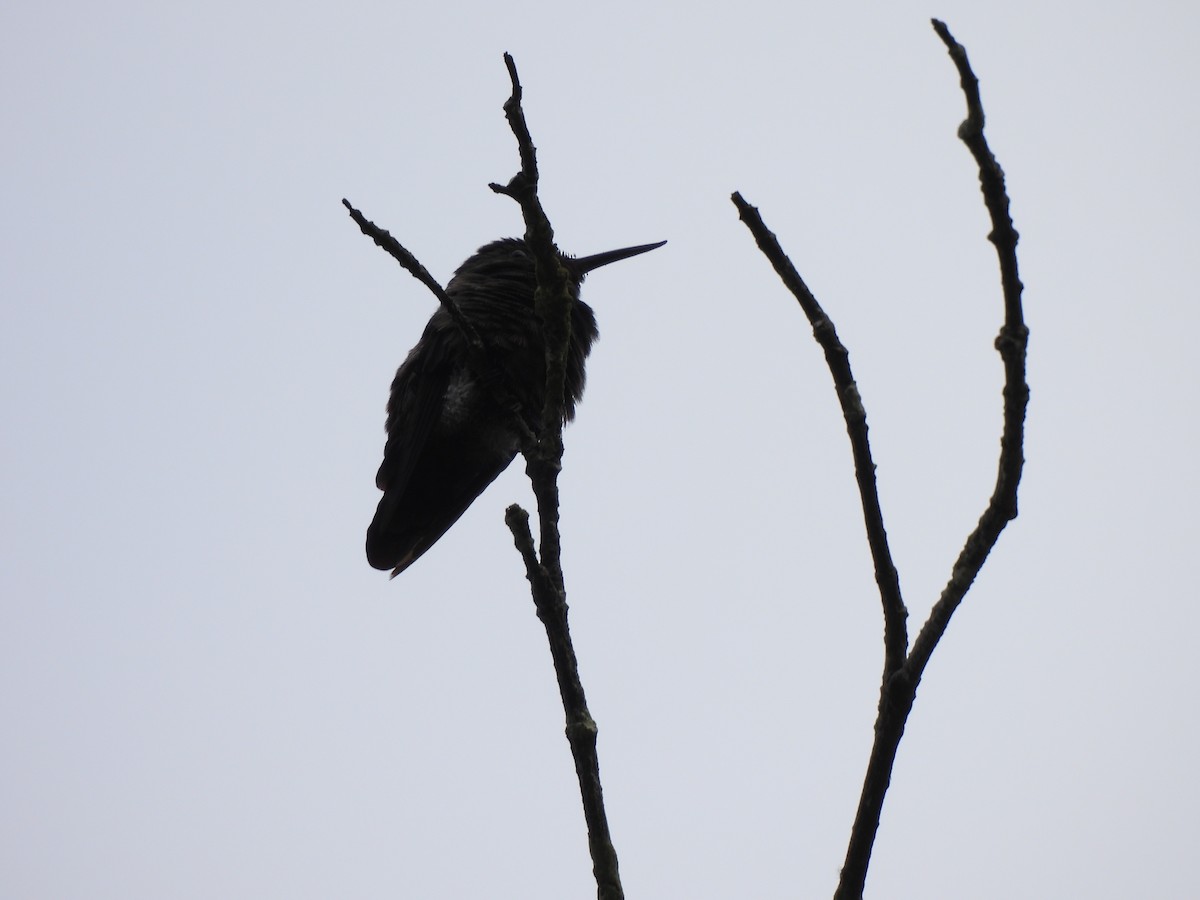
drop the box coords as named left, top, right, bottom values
left=734, top=20, right=1028, bottom=900
left=491, top=54, right=624, bottom=900
left=730, top=196, right=909, bottom=675
left=489, top=52, right=573, bottom=456
left=910, top=20, right=1029, bottom=678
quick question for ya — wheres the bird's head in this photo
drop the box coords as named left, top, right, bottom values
left=453, top=237, right=665, bottom=290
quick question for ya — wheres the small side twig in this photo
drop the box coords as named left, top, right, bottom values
left=341, top=198, right=482, bottom=348
left=341, top=198, right=536, bottom=446
left=734, top=20, right=1029, bottom=900
left=492, top=54, right=624, bottom=900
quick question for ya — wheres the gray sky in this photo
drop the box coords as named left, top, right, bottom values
left=3, top=2, right=1197, bottom=898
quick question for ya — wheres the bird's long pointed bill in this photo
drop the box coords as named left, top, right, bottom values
left=571, top=240, right=667, bottom=276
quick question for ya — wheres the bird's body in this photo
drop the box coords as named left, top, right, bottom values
left=366, top=237, right=663, bottom=576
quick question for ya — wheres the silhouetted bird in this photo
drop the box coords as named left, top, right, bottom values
left=366, top=237, right=665, bottom=576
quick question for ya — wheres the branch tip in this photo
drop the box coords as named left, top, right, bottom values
left=501, top=52, right=521, bottom=99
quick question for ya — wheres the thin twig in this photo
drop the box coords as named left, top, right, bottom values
left=488, top=53, right=572, bottom=459
left=341, top=198, right=537, bottom=446
left=909, top=19, right=1029, bottom=679
left=341, top=198, right=480, bottom=347
left=730, top=194, right=908, bottom=674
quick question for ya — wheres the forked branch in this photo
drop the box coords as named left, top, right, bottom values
left=734, top=20, right=1029, bottom=900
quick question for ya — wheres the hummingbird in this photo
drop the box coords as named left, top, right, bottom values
left=366, top=236, right=665, bottom=576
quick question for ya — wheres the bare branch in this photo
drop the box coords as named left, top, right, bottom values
left=730, top=194, right=908, bottom=674
left=909, top=20, right=1030, bottom=679
left=341, top=198, right=537, bottom=447
left=505, top=503, right=551, bottom=596
left=341, top=198, right=473, bottom=337
left=491, top=55, right=624, bottom=900
left=488, top=54, right=539, bottom=199
left=506, top=502, right=622, bottom=900
left=734, top=21, right=1029, bottom=900
left=492, top=49, right=576, bottom=465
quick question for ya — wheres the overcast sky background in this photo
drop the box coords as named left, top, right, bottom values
left=3, top=2, right=1197, bottom=898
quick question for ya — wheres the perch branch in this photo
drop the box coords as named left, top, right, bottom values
left=492, top=54, right=624, bottom=900
left=489, top=52, right=572, bottom=468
